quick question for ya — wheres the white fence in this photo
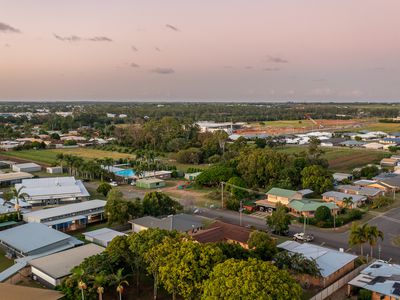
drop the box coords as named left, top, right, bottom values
left=309, top=264, right=367, bottom=300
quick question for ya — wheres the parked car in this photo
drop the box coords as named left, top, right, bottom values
left=293, top=232, right=314, bottom=242
left=110, top=181, right=118, bottom=187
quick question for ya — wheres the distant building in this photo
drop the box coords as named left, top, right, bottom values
left=15, top=176, right=90, bottom=206
left=184, top=172, right=202, bottom=181
left=30, top=244, right=104, bottom=287
left=288, top=199, right=339, bottom=217
left=12, top=163, right=41, bottom=173
left=46, top=166, right=63, bottom=174
left=130, top=213, right=203, bottom=233
left=333, top=172, right=353, bottom=183
left=348, top=261, right=400, bottom=299
left=322, top=191, right=367, bottom=208
left=374, top=173, right=400, bottom=191
left=83, top=228, right=126, bottom=247
left=278, top=241, right=357, bottom=287
left=363, top=142, right=384, bottom=150
left=0, top=172, right=34, bottom=187
left=23, top=200, right=106, bottom=231
left=265, top=188, right=303, bottom=206
left=191, top=221, right=251, bottom=248
left=335, top=184, right=383, bottom=199
left=136, top=178, right=166, bottom=189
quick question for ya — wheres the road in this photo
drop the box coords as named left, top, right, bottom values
left=198, top=207, right=400, bottom=263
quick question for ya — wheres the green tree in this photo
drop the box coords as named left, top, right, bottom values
left=195, top=165, right=235, bottom=187
left=105, top=189, right=142, bottom=225
left=93, top=274, right=107, bottom=300
left=343, top=197, right=354, bottom=209
left=314, top=206, right=332, bottom=222
left=366, top=225, right=384, bottom=258
left=202, top=258, right=302, bottom=300
left=301, top=165, right=333, bottom=194
left=226, top=176, right=248, bottom=200
left=372, top=196, right=394, bottom=209
left=273, top=251, right=321, bottom=276
left=97, top=182, right=112, bottom=197
left=349, top=222, right=369, bottom=256
left=266, top=203, right=291, bottom=235
left=112, top=268, right=129, bottom=300
left=247, top=230, right=277, bottom=260
left=142, top=192, right=182, bottom=217
left=9, top=186, right=28, bottom=220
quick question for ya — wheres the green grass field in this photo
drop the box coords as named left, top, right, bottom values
left=0, top=249, right=14, bottom=272
left=278, top=146, right=389, bottom=172
left=0, top=148, right=134, bottom=165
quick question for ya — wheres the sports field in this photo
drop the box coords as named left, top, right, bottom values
left=0, top=148, right=134, bottom=165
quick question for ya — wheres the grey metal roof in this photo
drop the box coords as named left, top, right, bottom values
left=83, top=228, right=125, bottom=243
left=322, top=191, right=366, bottom=203
left=23, top=200, right=106, bottom=222
left=0, top=223, right=71, bottom=254
left=374, top=173, right=400, bottom=188
left=131, top=213, right=203, bottom=232
left=13, top=163, right=41, bottom=169
left=336, top=185, right=381, bottom=197
left=278, top=241, right=357, bottom=278
left=30, top=244, right=104, bottom=279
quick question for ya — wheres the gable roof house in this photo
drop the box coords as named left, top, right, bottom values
left=374, top=173, right=400, bottom=191
left=288, top=199, right=339, bottom=217
left=130, top=213, right=203, bottom=233
left=322, top=191, right=367, bottom=208
left=335, top=185, right=384, bottom=199
left=278, top=241, right=358, bottom=287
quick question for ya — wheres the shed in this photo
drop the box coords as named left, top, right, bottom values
left=83, top=228, right=126, bottom=247
left=136, top=178, right=165, bottom=189
left=184, top=172, right=202, bottom=181
left=46, top=166, right=63, bottom=174
left=12, top=163, right=41, bottom=173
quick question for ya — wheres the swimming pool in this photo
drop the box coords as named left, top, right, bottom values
left=115, top=169, right=136, bottom=177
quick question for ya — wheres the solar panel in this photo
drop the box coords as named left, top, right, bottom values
left=393, top=282, right=400, bottom=289
left=392, top=288, right=400, bottom=296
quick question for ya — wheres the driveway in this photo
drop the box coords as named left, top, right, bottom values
left=198, top=207, right=400, bottom=263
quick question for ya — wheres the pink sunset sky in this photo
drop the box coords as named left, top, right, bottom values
left=1, top=0, right=400, bottom=101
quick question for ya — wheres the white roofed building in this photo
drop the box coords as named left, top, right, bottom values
left=15, top=176, right=90, bottom=206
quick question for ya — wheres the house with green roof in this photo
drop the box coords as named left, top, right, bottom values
left=265, top=188, right=303, bottom=205
left=288, top=199, right=339, bottom=217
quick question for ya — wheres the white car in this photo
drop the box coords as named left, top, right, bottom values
left=110, top=181, right=118, bottom=187
left=293, top=232, right=314, bottom=242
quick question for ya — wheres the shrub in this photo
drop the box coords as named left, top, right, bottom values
left=372, top=196, right=394, bottom=209
left=314, top=206, right=332, bottom=222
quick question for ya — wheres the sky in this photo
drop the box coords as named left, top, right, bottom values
left=1, top=0, right=400, bottom=102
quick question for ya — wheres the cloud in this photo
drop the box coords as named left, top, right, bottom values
left=150, top=67, right=175, bottom=74
left=0, top=22, right=21, bottom=33
left=131, top=45, right=138, bottom=52
left=267, top=55, right=288, bottom=63
left=130, top=62, right=140, bottom=68
left=155, top=47, right=161, bottom=52
left=165, top=24, right=180, bottom=32
left=262, top=67, right=280, bottom=72
left=54, top=34, right=112, bottom=42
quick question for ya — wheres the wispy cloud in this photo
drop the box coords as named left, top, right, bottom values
left=262, top=67, right=280, bottom=72
left=155, top=47, right=161, bottom=52
left=165, top=24, right=180, bottom=32
left=131, top=45, right=138, bottom=52
left=151, top=67, right=175, bottom=74
left=266, top=55, right=288, bottom=63
left=0, top=22, right=21, bottom=33
left=54, top=34, right=112, bottom=42
left=130, top=62, right=140, bottom=68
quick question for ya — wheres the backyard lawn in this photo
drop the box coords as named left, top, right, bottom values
left=0, top=248, right=14, bottom=272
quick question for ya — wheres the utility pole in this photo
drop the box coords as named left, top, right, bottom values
left=221, top=182, right=224, bottom=209
left=333, top=212, right=336, bottom=230
left=378, top=244, right=381, bottom=260
left=303, top=214, right=307, bottom=234
left=239, top=200, right=243, bottom=226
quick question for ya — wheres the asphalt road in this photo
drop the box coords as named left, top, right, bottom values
left=198, top=207, right=400, bottom=263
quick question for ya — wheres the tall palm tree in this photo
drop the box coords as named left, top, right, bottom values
left=349, top=222, right=369, bottom=256
left=72, top=267, right=86, bottom=300
left=11, top=186, right=28, bottom=221
left=93, top=274, right=106, bottom=300
left=343, top=197, right=354, bottom=209
left=366, top=225, right=384, bottom=258
left=113, top=268, right=129, bottom=300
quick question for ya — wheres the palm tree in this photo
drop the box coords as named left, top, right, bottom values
left=342, top=197, right=354, bottom=209
left=349, top=222, right=369, bottom=256
left=11, top=186, right=28, bottom=221
left=366, top=225, right=384, bottom=258
left=113, top=268, right=129, bottom=300
left=93, top=274, right=106, bottom=300
left=72, top=267, right=86, bottom=300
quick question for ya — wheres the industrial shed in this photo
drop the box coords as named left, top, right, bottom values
left=12, top=163, right=41, bottom=173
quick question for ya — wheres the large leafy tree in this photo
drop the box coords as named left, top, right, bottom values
left=274, top=251, right=321, bottom=277
left=202, top=258, right=302, bottom=300
left=301, top=165, right=333, bottom=194
left=142, top=191, right=182, bottom=217
left=314, top=206, right=332, bottom=222
left=105, top=189, right=143, bottom=225
left=266, top=203, right=291, bottom=235
left=195, top=165, right=235, bottom=187
left=247, top=230, right=277, bottom=260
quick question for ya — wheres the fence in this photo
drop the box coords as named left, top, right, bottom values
left=309, top=264, right=367, bottom=300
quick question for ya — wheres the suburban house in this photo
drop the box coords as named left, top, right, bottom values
left=322, top=191, right=367, bottom=208
left=184, top=172, right=202, bottom=181
left=333, top=173, right=353, bottom=183
left=130, top=213, right=203, bottom=233
left=15, top=176, right=90, bottom=206
left=263, top=188, right=303, bottom=206
left=380, top=158, right=398, bottom=168
left=354, top=180, right=393, bottom=193
left=29, top=244, right=104, bottom=287
left=348, top=261, right=400, bottom=299
left=191, top=221, right=251, bottom=248
left=278, top=241, right=358, bottom=287
left=23, top=200, right=106, bottom=231
left=335, top=185, right=383, bottom=200
left=374, top=173, right=400, bottom=191
left=12, top=163, right=41, bottom=173
left=83, top=228, right=126, bottom=247
left=288, top=199, right=339, bottom=217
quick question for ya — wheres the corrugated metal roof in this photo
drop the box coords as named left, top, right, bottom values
left=266, top=188, right=299, bottom=198
left=288, top=200, right=338, bottom=212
